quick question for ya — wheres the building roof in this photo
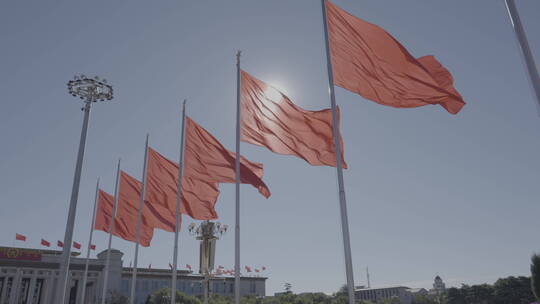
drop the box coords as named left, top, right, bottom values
left=355, top=286, right=410, bottom=291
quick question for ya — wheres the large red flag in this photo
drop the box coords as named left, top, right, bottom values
left=325, top=1, right=466, bottom=114
left=95, top=189, right=153, bottom=247
left=184, top=117, right=271, bottom=198
left=146, top=148, right=220, bottom=221
left=240, top=70, right=346, bottom=168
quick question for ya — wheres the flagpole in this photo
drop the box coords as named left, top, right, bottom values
left=130, top=134, right=150, bottom=304
left=102, top=160, right=121, bottom=304
left=320, top=1, right=356, bottom=304
left=234, top=50, right=242, bottom=304
left=171, top=100, right=187, bottom=304
left=81, top=177, right=100, bottom=304
left=504, top=0, right=540, bottom=114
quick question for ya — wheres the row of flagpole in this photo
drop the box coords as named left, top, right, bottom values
left=58, top=1, right=539, bottom=304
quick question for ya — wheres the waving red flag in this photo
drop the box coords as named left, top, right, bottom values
left=73, top=242, right=81, bottom=250
left=57, top=240, right=64, bottom=248
left=146, top=147, right=220, bottom=221
left=15, top=233, right=26, bottom=241
left=186, top=264, right=192, bottom=270
left=120, top=171, right=175, bottom=233
left=95, top=188, right=153, bottom=247
left=240, top=70, right=346, bottom=168
left=325, top=0, right=465, bottom=114
left=40, top=239, right=50, bottom=247
left=90, top=244, right=96, bottom=250
left=184, top=117, right=270, bottom=198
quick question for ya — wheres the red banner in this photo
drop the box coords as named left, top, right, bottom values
left=0, top=247, right=41, bottom=261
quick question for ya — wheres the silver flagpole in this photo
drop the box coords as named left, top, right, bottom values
left=320, top=1, right=356, bottom=304
left=171, top=100, right=187, bottom=304
left=102, top=159, right=121, bottom=304
left=504, top=0, right=540, bottom=113
left=80, top=177, right=100, bottom=304
left=130, top=134, right=150, bottom=304
left=234, top=50, right=242, bottom=304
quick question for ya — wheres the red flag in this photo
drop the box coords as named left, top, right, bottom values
left=146, top=148, right=220, bottom=222
left=73, top=242, right=81, bottom=250
left=325, top=1, right=466, bottom=114
left=240, top=70, right=346, bottom=168
left=40, top=239, right=50, bottom=247
left=186, top=264, right=192, bottom=270
left=255, top=269, right=260, bottom=273
left=15, top=233, right=26, bottom=241
left=245, top=266, right=252, bottom=272
left=95, top=188, right=153, bottom=247
left=90, top=244, right=96, bottom=250
left=57, top=240, right=64, bottom=248
left=116, top=171, right=158, bottom=246
left=184, top=117, right=271, bottom=198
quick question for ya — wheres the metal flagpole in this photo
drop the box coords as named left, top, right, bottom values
left=320, top=1, right=356, bottom=303
left=130, top=134, right=150, bottom=304
left=234, top=50, right=242, bottom=304
left=57, top=101, right=92, bottom=303
left=504, top=0, right=540, bottom=114
left=102, top=160, right=121, bottom=304
left=80, top=178, right=100, bottom=304
left=171, top=100, right=187, bottom=304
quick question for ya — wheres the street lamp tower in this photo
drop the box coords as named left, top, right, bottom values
left=188, top=221, right=228, bottom=304
left=56, top=75, right=113, bottom=304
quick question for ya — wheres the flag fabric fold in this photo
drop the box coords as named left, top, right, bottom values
left=240, top=70, right=346, bottom=168
left=184, top=117, right=271, bottom=198
left=95, top=188, right=153, bottom=247
left=146, top=147, right=220, bottom=222
left=325, top=0, right=466, bottom=114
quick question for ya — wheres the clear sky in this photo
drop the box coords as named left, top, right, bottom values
left=1, top=0, right=540, bottom=296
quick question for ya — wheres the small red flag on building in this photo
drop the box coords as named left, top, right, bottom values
left=245, top=266, right=252, bottom=272
left=255, top=269, right=260, bottom=273
left=186, top=264, right=192, bottom=270
left=15, top=233, right=26, bottom=241
left=57, top=240, right=64, bottom=248
left=40, top=239, right=50, bottom=247
left=90, top=244, right=96, bottom=250
left=73, top=242, right=81, bottom=250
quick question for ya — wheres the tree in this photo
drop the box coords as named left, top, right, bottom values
left=492, top=276, right=535, bottom=304
left=412, top=294, right=437, bottom=304
left=445, top=287, right=465, bottom=304
left=145, top=288, right=202, bottom=304
left=531, top=254, right=540, bottom=302
left=106, top=291, right=128, bottom=304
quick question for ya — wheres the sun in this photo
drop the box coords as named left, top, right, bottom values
left=264, top=86, right=283, bottom=103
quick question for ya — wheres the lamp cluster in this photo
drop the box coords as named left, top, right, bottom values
left=188, top=221, right=228, bottom=240
left=67, top=75, right=113, bottom=103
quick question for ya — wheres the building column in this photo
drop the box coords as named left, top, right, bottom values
left=0, top=272, right=9, bottom=304
left=27, top=271, right=37, bottom=304
left=42, top=271, right=55, bottom=304
left=76, top=276, right=84, bottom=304
left=8, top=269, right=22, bottom=304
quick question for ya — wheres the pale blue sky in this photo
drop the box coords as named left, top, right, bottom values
left=1, top=0, right=540, bottom=295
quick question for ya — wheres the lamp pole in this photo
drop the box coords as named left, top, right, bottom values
left=56, top=75, right=113, bottom=304
left=188, top=221, right=228, bottom=304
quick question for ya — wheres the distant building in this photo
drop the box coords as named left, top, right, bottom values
left=429, top=275, right=446, bottom=297
left=0, top=246, right=266, bottom=304
left=408, top=288, right=428, bottom=296
left=355, top=286, right=414, bottom=304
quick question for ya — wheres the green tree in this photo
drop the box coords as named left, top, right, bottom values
left=412, top=294, right=437, bottom=304
left=106, top=291, right=129, bottom=304
left=145, top=288, right=202, bottom=304
left=531, top=254, right=540, bottom=302
left=445, top=287, right=465, bottom=304
left=492, top=276, right=535, bottom=304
